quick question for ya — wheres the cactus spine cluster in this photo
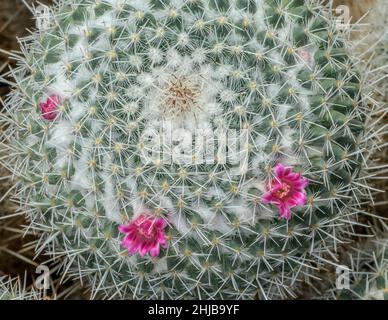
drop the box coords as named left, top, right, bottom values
left=0, top=0, right=385, bottom=299
left=318, top=232, right=388, bottom=301
left=0, top=275, right=42, bottom=300
left=338, top=237, right=388, bottom=300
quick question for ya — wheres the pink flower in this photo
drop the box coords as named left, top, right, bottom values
left=262, top=164, right=309, bottom=220
left=40, top=95, right=60, bottom=120
left=297, top=48, right=313, bottom=65
left=119, top=212, right=168, bottom=257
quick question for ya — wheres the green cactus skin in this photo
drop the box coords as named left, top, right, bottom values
left=0, top=0, right=385, bottom=299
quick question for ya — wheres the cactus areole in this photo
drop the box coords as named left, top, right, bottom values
left=0, top=0, right=380, bottom=299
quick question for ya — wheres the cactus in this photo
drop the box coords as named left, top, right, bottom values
left=0, top=275, right=42, bottom=300
left=0, top=0, right=386, bottom=299
left=339, top=238, right=388, bottom=300
left=319, top=235, right=388, bottom=300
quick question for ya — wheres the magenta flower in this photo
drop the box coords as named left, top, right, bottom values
left=119, top=212, right=168, bottom=257
left=40, top=95, right=60, bottom=121
left=297, top=48, right=313, bottom=65
left=262, top=164, right=309, bottom=220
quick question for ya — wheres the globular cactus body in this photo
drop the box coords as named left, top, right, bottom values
left=0, top=0, right=384, bottom=299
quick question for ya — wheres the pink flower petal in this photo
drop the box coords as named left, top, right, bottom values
left=274, top=163, right=285, bottom=177
left=118, top=225, right=131, bottom=233
left=119, top=211, right=168, bottom=258
left=278, top=204, right=291, bottom=220
left=150, top=245, right=161, bottom=257
left=40, top=94, right=60, bottom=121
left=262, top=164, right=309, bottom=221
left=261, top=193, right=274, bottom=203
